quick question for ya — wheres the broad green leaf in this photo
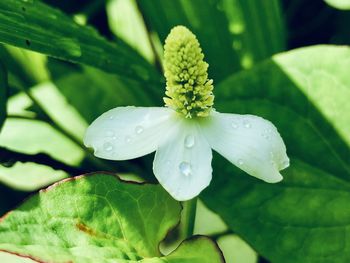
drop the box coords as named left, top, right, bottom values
left=0, top=0, right=161, bottom=85
left=324, top=0, right=350, bottom=9
left=202, top=45, right=350, bottom=262
left=0, top=173, right=223, bottom=263
left=138, top=0, right=285, bottom=80
left=0, top=60, right=6, bottom=131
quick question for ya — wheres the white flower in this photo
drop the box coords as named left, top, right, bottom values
left=84, top=26, right=289, bottom=201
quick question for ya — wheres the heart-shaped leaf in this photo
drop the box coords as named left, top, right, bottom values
left=0, top=173, right=224, bottom=263
left=202, top=45, right=350, bottom=263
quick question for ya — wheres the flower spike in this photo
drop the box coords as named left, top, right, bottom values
left=163, top=26, right=214, bottom=118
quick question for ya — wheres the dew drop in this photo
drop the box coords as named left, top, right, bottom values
left=243, top=120, right=251, bottom=128
left=109, top=116, right=114, bottom=120
left=179, top=162, right=192, bottom=177
left=184, top=135, right=195, bottom=148
left=103, top=142, right=113, bottom=152
left=125, top=136, right=131, bottom=143
left=261, top=132, right=270, bottom=139
left=135, top=125, right=144, bottom=134
left=238, top=159, right=244, bottom=166
left=231, top=121, right=239, bottom=129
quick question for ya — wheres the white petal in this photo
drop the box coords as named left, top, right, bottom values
left=201, top=111, right=289, bottom=183
left=153, top=119, right=212, bottom=201
left=84, top=107, right=175, bottom=160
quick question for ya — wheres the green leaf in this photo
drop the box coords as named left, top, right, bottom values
left=138, top=0, right=285, bottom=80
left=0, top=0, right=161, bottom=85
left=0, top=60, right=7, bottom=131
left=202, top=45, right=350, bottom=262
left=0, top=173, right=224, bottom=263
left=106, top=0, right=155, bottom=63
left=0, top=84, right=85, bottom=190
left=324, top=0, right=350, bottom=10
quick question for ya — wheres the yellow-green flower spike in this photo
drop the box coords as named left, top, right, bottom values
left=163, top=26, right=214, bottom=118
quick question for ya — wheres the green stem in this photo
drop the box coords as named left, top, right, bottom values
left=181, top=198, right=197, bottom=239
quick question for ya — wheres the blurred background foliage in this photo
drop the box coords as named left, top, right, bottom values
left=0, top=0, right=350, bottom=262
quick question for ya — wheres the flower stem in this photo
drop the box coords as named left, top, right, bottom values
left=181, top=197, right=197, bottom=239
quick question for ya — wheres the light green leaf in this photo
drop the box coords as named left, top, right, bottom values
left=0, top=162, right=67, bottom=192
left=217, top=235, right=257, bottom=263
left=106, top=0, right=155, bottom=63
left=324, top=0, right=350, bottom=9
left=0, top=0, right=161, bottom=84
left=0, top=173, right=224, bottom=263
left=0, top=60, right=6, bottom=131
left=138, top=0, right=285, bottom=80
left=202, top=45, right=350, bottom=262
left=0, top=84, right=85, bottom=190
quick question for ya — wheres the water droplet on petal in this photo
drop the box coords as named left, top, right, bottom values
left=109, top=116, right=114, bottom=120
left=125, top=136, right=131, bottom=143
left=179, top=162, right=192, bottom=177
left=184, top=135, right=195, bottom=148
left=103, top=142, right=113, bottom=152
left=238, top=159, right=244, bottom=166
left=243, top=120, right=251, bottom=128
left=231, top=121, right=239, bottom=129
left=135, top=125, right=144, bottom=134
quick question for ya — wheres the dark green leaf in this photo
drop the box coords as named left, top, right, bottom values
left=202, top=45, right=350, bottom=263
left=0, top=0, right=162, bottom=85
left=0, top=173, right=224, bottom=263
left=138, top=0, right=285, bottom=81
